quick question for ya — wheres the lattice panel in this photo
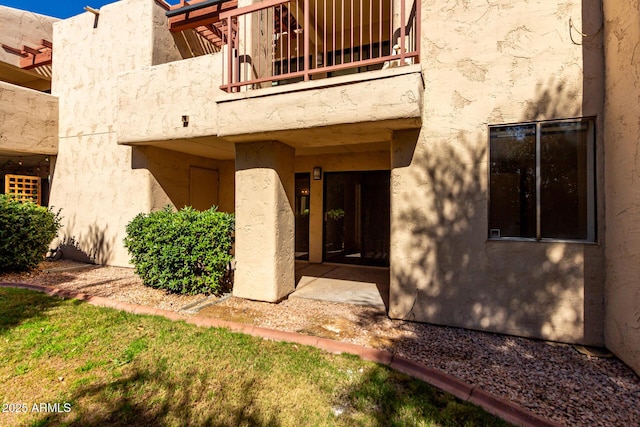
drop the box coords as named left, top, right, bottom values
left=4, top=174, right=41, bottom=205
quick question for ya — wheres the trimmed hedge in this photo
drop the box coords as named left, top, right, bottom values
left=0, top=195, right=62, bottom=272
left=124, top=206, right=234, bottom=295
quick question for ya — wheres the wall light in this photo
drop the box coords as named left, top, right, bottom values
left=313, top=167, right=322, bottom=180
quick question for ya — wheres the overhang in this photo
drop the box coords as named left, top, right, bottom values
left=216, top=65, right=423, bottom=147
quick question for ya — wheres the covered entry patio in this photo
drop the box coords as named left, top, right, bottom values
left=290, top=261, right=389, bottom=308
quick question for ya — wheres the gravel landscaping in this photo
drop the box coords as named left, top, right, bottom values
left=1, top=260, right=639, bottom=426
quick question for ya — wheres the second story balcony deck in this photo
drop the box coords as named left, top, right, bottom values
left=214, top=0, right=422, bottom=144
left=217, top=0, right=419, bottom=92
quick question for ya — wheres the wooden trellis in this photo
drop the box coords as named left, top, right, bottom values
left=4, top=174, right=41, bottom=205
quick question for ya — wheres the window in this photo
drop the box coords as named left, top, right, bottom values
left=489, top=118, right=596, bottom=241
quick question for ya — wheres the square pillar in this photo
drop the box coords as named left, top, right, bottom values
left=233, top=141, right=295, bottom=302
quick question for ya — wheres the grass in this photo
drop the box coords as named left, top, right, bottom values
left=0, top=288, right=510, bottom=426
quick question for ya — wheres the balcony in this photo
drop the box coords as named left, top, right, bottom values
left=216, top=65, right=422, bottom=148
left=126, top=0, right=422, bottom=152
left=219, top=0, right=420, bottom=91
left=215, top=0, right=422, bottom=147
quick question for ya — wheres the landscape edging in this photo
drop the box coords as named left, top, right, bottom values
left=0, top=282, right=562, bottom=427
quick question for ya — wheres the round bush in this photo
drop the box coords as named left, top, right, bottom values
left=0, top=195, right=62, bottom=272
left=124, top=206, right=235, bottom=295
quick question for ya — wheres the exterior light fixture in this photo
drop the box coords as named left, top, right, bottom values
left=313, top=167, right=322, bottom=180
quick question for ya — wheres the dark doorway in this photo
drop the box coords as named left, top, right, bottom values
left=295, top=173, right=310, bottom=260
left=323, top=171, right=390, bottom=266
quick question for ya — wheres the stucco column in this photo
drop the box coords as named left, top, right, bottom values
left=388, top=129, right=420, bottom=320
left=603, top=1, right=640, bottom=374
left=234, top=141, right=295, bottom=302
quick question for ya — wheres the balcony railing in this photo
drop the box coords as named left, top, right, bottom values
left=219, top=0, right=420, bottom=92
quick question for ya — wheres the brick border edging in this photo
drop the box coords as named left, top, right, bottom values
left=1, top=282, right=561, bottom=427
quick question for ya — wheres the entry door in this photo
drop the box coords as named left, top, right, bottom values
left=323, top=171, right=390, bottom=266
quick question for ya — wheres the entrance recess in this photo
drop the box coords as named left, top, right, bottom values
left=323, top=171, right=390, bottom=266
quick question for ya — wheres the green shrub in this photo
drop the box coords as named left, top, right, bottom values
left=0, top=195, right=62, bottom=272
left=124, top=206, right=234, bottom=295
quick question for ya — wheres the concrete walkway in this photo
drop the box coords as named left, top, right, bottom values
left=0, top=281, right=560, bottom=427
left=292, top=262, right=390, bottom=308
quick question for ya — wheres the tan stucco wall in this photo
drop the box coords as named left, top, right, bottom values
left=132, top=146, right=235, bottom=213
left=603, top=0, right=640, bottom=373
left=0, top=6, right=57, bottom=91
left=48, top=0, right=191, bottom=266
left=117, top=54, right=225, bottom=144
left=0, top=81, right=57, bottom=155
left=234, top=141, right=295, bottom=302
left=389, top=0, right=605, bottom=344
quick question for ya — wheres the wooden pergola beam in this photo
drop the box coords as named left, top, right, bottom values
left=168, top=0, right=238, bottom=33
left=22, top=46, right=41, bottom=56
left=2, top=40, right=53, bottom=69
left=1, top=44, right=28, bottom=57
left=20, top=50, right=52, bottom=69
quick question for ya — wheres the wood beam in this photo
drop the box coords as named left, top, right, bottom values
left=22, top=46, right=41, bottom=56
left=1, top=44, right=28, bottom=57
left=168, top=0, right=238, bottom=32
left=20, top=50, right=52, bottom=69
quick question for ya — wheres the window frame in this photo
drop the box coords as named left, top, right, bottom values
left=487, top=117, right=597, bottom=244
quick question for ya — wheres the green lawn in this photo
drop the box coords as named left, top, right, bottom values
left=0, top=288, right=509, bottom=426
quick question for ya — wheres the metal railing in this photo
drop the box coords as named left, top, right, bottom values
left=219, top=0, right=420, bottom=92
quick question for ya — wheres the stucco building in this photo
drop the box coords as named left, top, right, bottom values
left=1, top=0, right=638, bottom=375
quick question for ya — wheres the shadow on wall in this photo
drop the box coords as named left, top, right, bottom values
left=391, top=78, right=603, bottom=345
left=131, top=146, right=184, bottom=210
left=57, top=215, right=114, bottom=265
left=522, top=76, right=581, bottom=121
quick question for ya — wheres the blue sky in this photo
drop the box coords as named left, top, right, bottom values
left=1, top=1, right=119, bottom=19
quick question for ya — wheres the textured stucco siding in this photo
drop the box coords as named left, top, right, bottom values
left=389, top=0, right=605, bottom=344
left=48, top=0, right=198, bottom=267
left=603, top=0, right=640, bottom=374
left=0, top=6, right=57, bottom=91
left=132, top=146, right=235, bottom=214
left=216, top=66, right=423, bottom=144
left=234, top=141, right=295, bottom=302
left=117, top=54, right=223, bottom=144
left=0, top=81, right=58, bottom=154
